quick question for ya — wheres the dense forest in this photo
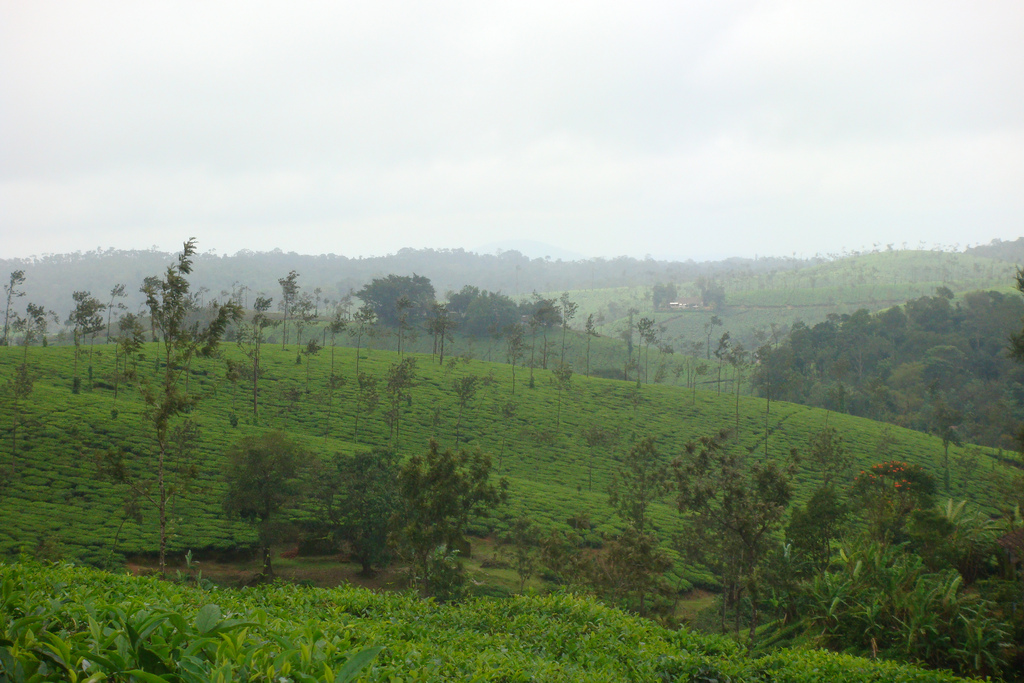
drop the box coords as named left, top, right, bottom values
left=752, top=288, right=1024, bottom=450
left=2, top=239, right=1024, bottom=681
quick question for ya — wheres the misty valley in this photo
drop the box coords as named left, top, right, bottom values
left=2, top=239, right=1024, bottom=681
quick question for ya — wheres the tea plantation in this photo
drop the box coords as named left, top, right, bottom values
left=0, top=340, right=1012, bottom=570
left=0, top=560, right=971, bottom=682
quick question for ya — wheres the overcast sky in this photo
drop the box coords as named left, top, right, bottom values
left=2, top=1, right=1022, bottom=262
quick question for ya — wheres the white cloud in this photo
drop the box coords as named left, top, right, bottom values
left=1, top=1, right=1023, bottom=260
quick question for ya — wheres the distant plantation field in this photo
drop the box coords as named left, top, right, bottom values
left=550, top=249, right=1019, bottom=354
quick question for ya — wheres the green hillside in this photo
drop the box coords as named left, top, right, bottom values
left=2, top=251, right=1023, bottom=680
left=556, top=249, right=1018, bottom=353
left=0, top=340, right=1014, bottom=566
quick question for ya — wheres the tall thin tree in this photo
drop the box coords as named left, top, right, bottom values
left=2, top=270, right=26, bottom=347
left=278, top=270, right=300, bottom=350
left=100, top=239, right=240, bottom=574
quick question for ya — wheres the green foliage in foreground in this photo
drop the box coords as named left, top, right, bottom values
left=0, top=560, right=969, bottom=682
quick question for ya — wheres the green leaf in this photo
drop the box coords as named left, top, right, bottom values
left=195, top=604, right=221, bottom=634
left=334, top=646, right=384, bottom=683
left=30, top=646, right=71, bottom=675
left=0, top=646, right=26, bottom=683
left=124, top=668, right=173, bottom=683
left=167, top=611, right=190, bottom=635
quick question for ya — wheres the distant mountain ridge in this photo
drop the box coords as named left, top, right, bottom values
left=966, top=236, right=1024, bottom=264
left=472, top=239, right=586, bottom=262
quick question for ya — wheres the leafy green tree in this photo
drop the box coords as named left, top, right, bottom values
left=584, top=313, right=598, bottom=377
left=692, top=358, right=709, bottom=406
left=323, top=312, right=348, bottom=439
left=278, top=270, right=300, bottom=350
left=851, top=460, right=936, bottom=543
left=302, top=337, right=322, bottom=392
left=19, top=303, right=54, bottom=358
left=462, top=290, right=520, bottom=339
left=504, top=323, right=525, bottom=395
left=237, top=296, right=277, bottom=422
left=105, top=283, right=127, bottom=342
left=446, top=284, right=480, bottom=321
left=636, top=317, right=656, bottom=384
left=293, top=292, right=316, bottom=362
left=427, top=302, right=456, bottom=365
left=67, top=291, right=105, bottom=393
left=1012, top=267, right=1024, bottom=362
left=101, top=239, right=240, bottom=573
left=786, top=485, right=848, bottom=574
left=140, top=276, right=160, bottom=341
left=394, top=295, right=414, bottom=356
left=353, top=372, right=379, bottom=442
left=495, top=400, right=517, bottom=472
left=713, top=331, right=731, bottom=396
left=552, top=363, right=573, bottom=433
left=652, top=282, right=677, bottom=310
left=2, top=270, right=26, bottom=347
left=932, top=400, right=962, bottom=493
left=674, top=430, right=796, bottom=641
left=697, top=277, right=726, bottom=309
left=356, top=274, right=435, bottom=327
left=608, top=436, right=669, bottom=534
left=527, top=294, right=560, bottom=373
left=727, top=342, right=748, bottom=435
left=451, top=374, right=478, bottom=447
left=754, top=343, right=773, bottom=455
left=538, top=527, right=591, bottom=589
left=504, top=516, right=539, bottom=593
left=4, top=328, right=32, bottom=477
left=619, top=307, right=638, bottom=382
left=223, top=430, right=308, bottom=577
left=809, top=426, right=854, bottom=488
left=704, top=314, right=722, bottom=360
left=313, top=448, right=399, bottom=576
left=392, top=440, right=507, bottom=595
left=350, top=304, right=376, bottom=376
left=581, top=424, right=614, bottom=492
left=605, top=437, right=673, bottom=617
left=384, top=357, right=417, bottom=452
left=558, top=292, right=578, bottom=365
left=592, top=523, right=673, bottom=618
left=112, top=312, right=146, bottom=403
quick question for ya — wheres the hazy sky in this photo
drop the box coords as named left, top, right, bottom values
left=2, top=2, right=1023, bottom=261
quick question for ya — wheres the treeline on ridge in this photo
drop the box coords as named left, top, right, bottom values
left=752, top=287, right=1024, bottom=450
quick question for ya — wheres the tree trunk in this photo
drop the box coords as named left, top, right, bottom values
left=455, top=406, right=464, bottom=447
left=748, top=590, right=758, bottom=652
left=555, top=388, right=562, bottom=431
left=355, top=333, right=362, bottom=376
left=10, top=400, right=18, bottom=477
left=158, top=443, right=167, bottom=574
left=113, top=346, right=120, bottom=400
left=721, top=587, right=728, bottom=634
left=261, top=542, right=274, bottom=577
left=252, top=347, right=259, bottom=420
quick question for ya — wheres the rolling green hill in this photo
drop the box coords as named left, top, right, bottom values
left=554, top=249, right=1019, bottom=352
left=0, top=339, right=1015, bottom=568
